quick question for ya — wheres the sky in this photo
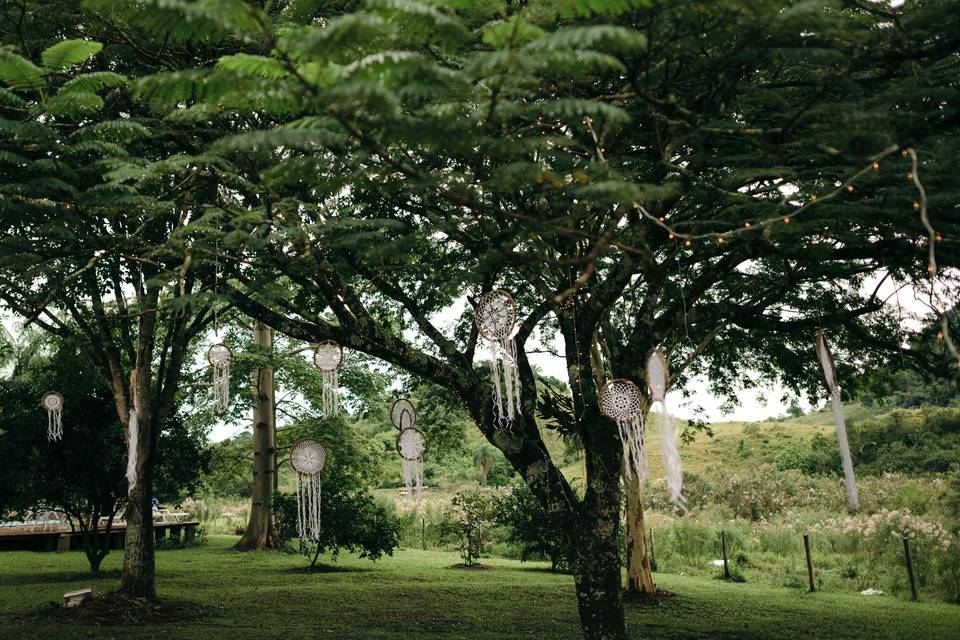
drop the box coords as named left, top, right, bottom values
left=2, top=269, right=938, bottom=443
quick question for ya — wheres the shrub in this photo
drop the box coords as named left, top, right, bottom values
left=273, top=481, right=400, bottom=567
left=437, top=489, right=495, bottom=566
left=492, top=481, right=575, bottom=571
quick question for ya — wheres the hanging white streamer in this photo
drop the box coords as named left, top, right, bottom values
left=646, top=350, right=686, bottom=510
left=816, top=332, right=860, bottom=512
left=212, top=362, right=229, bottom=412
left=403, top=457, right=424, bottom=501
left=655, top=401, right=686, bottom=510
left=489, top=335, right=521, bottom=427
left=126, top=408, right=138, bottom=496
left=322, top=368, right=339, bottom=417
left=617, top=413, right=647, bottom=482
left=297, top=473, right=322, bottom=541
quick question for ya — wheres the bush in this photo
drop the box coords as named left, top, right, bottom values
left=273, top=474, right=400, bottom=567
left=492, top=481, right=574, bottom=571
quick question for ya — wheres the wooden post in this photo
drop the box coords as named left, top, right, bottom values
left=803, top=534, right=815, bottom=592
left=421, top=518, right=426, bottom=550
left=903, top=537, right=918, bottom=600
left=720, top=531, right=730, bottom=580
left=649, top=529, right=657, bottom=572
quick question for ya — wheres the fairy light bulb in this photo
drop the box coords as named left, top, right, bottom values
left=744, top=222, right=751, bottom=228
left=936, top=233, right=943, bottom=242
left=913, top=202, right=920, bottom=210
left=847, top=185, right=854, bottom=193
left=872, top=162, right=880, bottom=171
left=684, top=239, right=692, bottom=247
left=784, top=217, right=790, bottom=224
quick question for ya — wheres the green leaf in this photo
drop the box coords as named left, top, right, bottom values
left=0, top=87, right=28, bottom=108
left=42, top=91, right=104, bottom=118
left=41, top=40, right=103, bottom=71
left=58, top=71, right=128, bottom=94
left=0, top=52, right=44, bottom=91
left=216, top=54, right=292, bottom=80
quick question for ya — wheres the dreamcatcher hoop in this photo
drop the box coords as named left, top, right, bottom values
left=474, top=289, right=520, bottom=427
left=313, top=340, right=343, bottom=417
left=816, top=331, right=860, bottom=512
left=390, top=398, right=416, bottom=431
left=598, top=379, right=647, bottom=482
left=40, top=391, right=64, bottom=442
left=207, top=343, right=232, bottom=414
left=645, top=349, right=685, bottom=509
left=290, top=437, right=328, bottom=541
left=396, top=428, right=427, bottom=501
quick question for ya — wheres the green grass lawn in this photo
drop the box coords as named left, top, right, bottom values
left=1, top=535, right=958, bottom=639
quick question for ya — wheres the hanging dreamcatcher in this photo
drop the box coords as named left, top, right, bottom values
left=396, top=427, right=427, bottom=500
left=645, top=350, right=686, bottom=509
left=815, top=331, right=860, bottom=512
left=475, top=289, right=521, bottom=427
left=391, top=398, right=416, bottom=431
left=313, top=340, right=342, bottom=417
left=207, top=343, right=232, bottom=414
left=598, top=379, right=647, bottom=482
left=40, top=391, right=63, bottom=442
left=290, top=437, right=328, bottom=541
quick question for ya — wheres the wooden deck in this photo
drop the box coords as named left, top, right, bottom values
left=0, top=520, right=200, bottom=552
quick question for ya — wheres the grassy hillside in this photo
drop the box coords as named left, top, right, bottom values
left=1, top=535, right=958, bottom=640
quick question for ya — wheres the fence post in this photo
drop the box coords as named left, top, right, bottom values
left=649, top=529, right=657, bottom=572
left=720, top=531, right=730, bottom=580
left=421, top=517, right=427, bottom=550
left=903, top=537, right=918, bottom=600
left=803, top=534, right=815, bottom=593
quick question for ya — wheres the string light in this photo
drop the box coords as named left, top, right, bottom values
left=744, top=222, right=751, bottom=228
left=684, top=239, right=692, bottom=247
left=784, top=217, right=790, bottom=224
left=847, top=185, right=854, bottom=193
left=872, top=162, right=880, bottom=171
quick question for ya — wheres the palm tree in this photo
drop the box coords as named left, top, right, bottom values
left=472, top=444, right=497, bottom=486
left=0, top=323, right=47, bottom=379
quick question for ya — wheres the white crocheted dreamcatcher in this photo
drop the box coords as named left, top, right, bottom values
left=815, top=331, right=860, bottom=512
left=207, top=343, right=232, bottom=414
left=391, top=398, right=416, bottom=431
left=313, top=340, right=342, bottom=418
left=645, top=350, right=686, bottom=509
left=475, top=290, right=520, bottom=427
left=40, top=391, right=63, bottom=442
left=291, top=437, right=328, bottom=541
left=598, top=379, right=647, bottom=482
left=396, top=427, right=426, bottom=501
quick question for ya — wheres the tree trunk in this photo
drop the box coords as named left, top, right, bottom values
left=238, top=321, right=279, bottom=550
left=625, top=474, right=656, bottom=594
left=120, top=404, right=156, bottom=598
left=569, top=408, right=627, bottom=640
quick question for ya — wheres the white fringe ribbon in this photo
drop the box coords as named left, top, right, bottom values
left=47, top=407, right=63, bottom=442
left=322, top=368, right=339, bottom=418
left=489, top=335, right=521, bottom=428
left=297, top=473, right=322, bottom=541
left=126, top=409, right=138, bottom=496
left=212, top=360, right=229, bottom=413
left=403, top=456, right=424, bottom=501
left=655, top=401, right=686, bottom=510
left=618, top=413, right=648, bottom=482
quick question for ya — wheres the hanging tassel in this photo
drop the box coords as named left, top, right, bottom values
left=403, top=457, right=423, bottom=501
left=322, top=368, right=339, bottom=417
left=656, top=402, right=686, bottom=510
left=646, top=350, right=686, bottom=510
left=126, top=408, right=138, bottom=496
left=618, top=414, right=648, bottom=482
left=816, top=332, right=860, bottom=512
left=212, top=359, right=229, bottom=412
left=297, top=473, right=323, bottom=541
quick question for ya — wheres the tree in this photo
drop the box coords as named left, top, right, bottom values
left=0, top=334, right=207, bottom=573
left=440, top=490, right=495, bottom=567
left=472, top=444, right=498, bottom=486
left=0, top=31, right=221, bottom=597
left=11, top=1, right=960, bottom=637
